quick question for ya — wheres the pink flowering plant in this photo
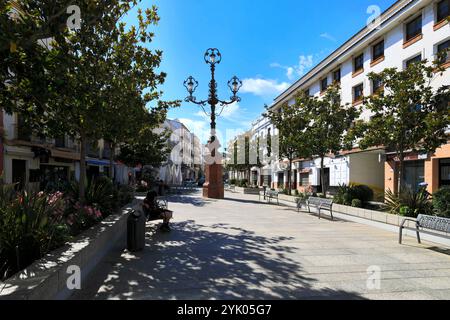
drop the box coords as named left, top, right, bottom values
left=66, top=202, right=103, bottom=233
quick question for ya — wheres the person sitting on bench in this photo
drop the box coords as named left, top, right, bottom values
left=142, top=191, right=173, bottom=232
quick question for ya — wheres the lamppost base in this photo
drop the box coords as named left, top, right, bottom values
left=202, top=163, right=224, bottom=199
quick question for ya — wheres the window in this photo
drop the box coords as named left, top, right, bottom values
left=440, top=159, right=450, bottom=187
left=320, top=77, right=328, bottom=92
left=372, top=77, right=383, bottom=94
left=372, top=40, right=385, bottom=61
left=405, top=15, right=422, bottom=42
left=403, top=160, right=425, bottom=191
left=278, top=172, right=285, bottom=187
left=353, top=83, right=364, bottom=103
left=354, top=54, right=364, bottom=72
left=300, top=173, right=309, bottom=186
left=437, top=0, right=450, bottom=23
left=437, top=40, right=450, bottom=64
left=303, top=88, right=310, bottom=97
left=406, top=54, right=422, bottom=68
left=333, top=69, right=341, bottom=83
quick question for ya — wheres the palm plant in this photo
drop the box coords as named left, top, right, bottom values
left=384, top=187, right=433, bottom=217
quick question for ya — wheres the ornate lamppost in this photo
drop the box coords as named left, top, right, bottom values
left=184, top=48, right=242, bottom=199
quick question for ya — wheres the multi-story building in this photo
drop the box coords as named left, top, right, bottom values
left=2, top=2, right=134, bottom=190
left=1, top=111, right=131, bottom=191
left=266, top=0, right=450, bottom=195
left=156, top=119, right=204, bottom=185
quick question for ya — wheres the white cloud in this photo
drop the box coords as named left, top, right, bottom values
left=220, top=102, right=240, bottom=119
left=270, top=55, right=314, bottom=80
left=240, top=78, right=291, bottom=96
left=177, top=118, right=210, bottom=142
left=320, top=32, right=337, bottom=42
left=194, top=102, right=252, bottom=130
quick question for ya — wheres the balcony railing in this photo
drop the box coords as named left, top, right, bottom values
left=102, top=147, right=112, bottom=159
left=13, top=123, right=32, bottom=141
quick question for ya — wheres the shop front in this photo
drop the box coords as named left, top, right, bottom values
left=385, top=143, right=450, bottom=194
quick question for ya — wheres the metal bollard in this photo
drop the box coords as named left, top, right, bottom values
left=127, top=209, right=146, bottom=252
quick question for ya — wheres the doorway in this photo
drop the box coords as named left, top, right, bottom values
left=439, top=158, right=450, bottom=188
left=12, top=159, right=26, bottom=190
left=318, top=168, right=330, bottom=193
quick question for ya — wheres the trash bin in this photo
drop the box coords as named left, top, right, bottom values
left=127, top=209, right=146, bottom=252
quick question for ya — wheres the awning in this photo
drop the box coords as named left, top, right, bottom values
left=86, top=159, right=113, bottom=166
left=51, top=149, right=81, bottom=161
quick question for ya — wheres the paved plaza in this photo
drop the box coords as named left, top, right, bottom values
left=71, top=191, right=450, bottom=300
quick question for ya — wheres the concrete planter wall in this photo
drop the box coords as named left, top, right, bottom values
left=234, top=187, right=261, bottom=195
left=0, top=201, right=138, bottom=300
left=277, top=194, right=300, bottom=204
left=332, top=203, right=409, bottom=227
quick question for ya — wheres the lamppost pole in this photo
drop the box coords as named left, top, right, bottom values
left=184, top=48, right=242, bottom=199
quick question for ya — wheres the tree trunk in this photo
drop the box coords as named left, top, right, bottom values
left=79, top=131, right=87, bottom=203
left=109, top=141, right=114, bottom=180
left=320, top=156, right=326, bottom=196
left=397, top=152, right=405, bottom=195
left=288, top=159, right=292, bottom=195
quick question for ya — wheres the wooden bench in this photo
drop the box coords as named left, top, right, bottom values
left=399, top=214, right=450, bottom=244
left=300, top=197, right=334, bottom=220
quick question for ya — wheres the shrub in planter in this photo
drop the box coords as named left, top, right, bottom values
left=385, top=187, right=433, bottom=217
left=66, top=203, right=103, bottom=234
left=433, top=186, right=450, bottom=218
left=136, top=184, right=150, bottom=193
left=230, top=179, right=237, bottom=185
left=0, top=186, right=70, bottom=281
left=66, top=177, right=117, bottom=217
left=116, top=184, right=135, bottom=207
left=350, top=185, right=374, bottom=204
left=335, top=183, right=374, bottom=206
left=238, top=179, right=248, bottom=188
left=351, top=199, right=363, bottom=208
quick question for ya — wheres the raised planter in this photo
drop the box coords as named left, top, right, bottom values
left=333, top=203, right=407, bottom=227
left=234, top=187, right=261, bottom=195
left=0, top=201, right=139, bottom=300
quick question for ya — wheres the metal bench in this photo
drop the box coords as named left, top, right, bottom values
left=265, top=190, right=279, bottom=205
left=225, top=184, right=236, bottom=192
left=303, top=197, right=334, bottom=220
left=399, top=214, right=450, bottom=244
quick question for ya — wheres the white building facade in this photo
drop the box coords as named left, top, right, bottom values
left=229, top=0, right=450, bottom=195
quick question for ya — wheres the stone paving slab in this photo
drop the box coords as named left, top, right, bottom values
left=70, top=191, right=450, bottom=300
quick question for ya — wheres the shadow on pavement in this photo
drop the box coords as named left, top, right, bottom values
left=72, top=220, right=365, bottom=300
left=165, top=194, right=213, bottom=207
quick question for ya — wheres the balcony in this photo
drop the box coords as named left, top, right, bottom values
left=87, top=141, right=100, bottom=158
left=102, top=145, right=112, bottom=159
left=14, top=123, right=32, bottom=141
left=55, top=136, right=66, bottom=148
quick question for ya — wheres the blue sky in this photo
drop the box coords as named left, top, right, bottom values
left=124, top=0, right=395, bottom=143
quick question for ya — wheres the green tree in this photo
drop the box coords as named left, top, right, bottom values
left=1, top=1, right=178, bottom=201
left=359, top=58, right=450, bottom=194
left=117, top=125, right=170, bottom=168
left=302, top=85, right=360, bottom=195
left=265, top=95, right=309, bottom=195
